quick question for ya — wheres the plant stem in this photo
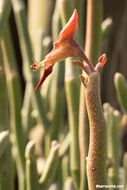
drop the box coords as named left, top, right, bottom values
left=85, top=0, right=103, bottom=64
left=21, top=82, right=32, bottom=140
left=0, top=131, right=9, bottom=157
left=103, top=104, right=121, bottom=185
left=1, top=23, right=25, bottom=190
left=39, top=141, right=60, bottom=188
left=79, top=0, right=103, bottom=189
left=114, top=73, right=127, bottom=112
left=25, top=141, right=39, bottom=190
left=0, top=0, right=11, bottom=37
left=49, top=1, right=65, bottom=140
left=28, top=0, right=54, bottom=51
left=0, top=131, right=14, bottom=190
left=59, top=2, right=80, bottom=188
left=65, top=59, right=80, bottom=189
left=0, top=45, right=9, bottom=130
left=59, top=132, right=71, bottom=158
left=81, top=72, right=107, bottom=189
left=11, top=0, right=49, bottom=129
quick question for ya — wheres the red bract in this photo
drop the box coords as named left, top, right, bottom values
left=57, top=9, right=78, bottom=42
left=31, top=9, right=95, bottom=92
left=95, top=54, right=107, bottom=72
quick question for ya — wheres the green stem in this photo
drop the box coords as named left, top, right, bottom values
left=21, top=82, right=32, bottom=140
left=114, top=73, right=127, bottom=112
left=0, top=131, right=14, bottom=190
left=103, top=104, right=121, bottom=185
left=11, top=0, right=49, bottom=129
left=39, top=141, right=60, bottom=188
left=59, top=2, right=80, bottom=188
left=64, top=177, right=76, bottom=190
left=0, top=44, right=9, bottom=130
left=59, top=132, right=71, bottom=158
left=0, top=0, right=11, bottom=37
left=65, top=59, right=80, bottom=189
left=49, top=0, right=65, bottom=140
left=1, top=23, right=25, bottom=190
left=28, top=0, right=54, bottom=51
left=0, top=131, right=9, bottom=157
left=25, top=141, right=39, bottom=190
left=85, top=0, right=103, bottom=63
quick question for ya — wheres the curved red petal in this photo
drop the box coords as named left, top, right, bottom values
left=34, top=65, right=53, bottom=93
left=59, top=9, right=78, bottom=41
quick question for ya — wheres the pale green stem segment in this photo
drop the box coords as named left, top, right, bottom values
left=11, top=0, right=49, bottom=129
left=64, top=177, right=76, bottom=190
left=1, top=23, right=25, bottom=190
left=103, top=103, right=121, bottom=185
left=39, top=141, right=60, bottom=189
left=59, top=1, right=80, bottom=188
left=0, top=0, right=11, bottom=37
left=114, top=73, right=127, bottom=112
left=0, top=44, right=9, bottom=130
left=0, top=131, right=14, bottom=190
left=25, top=141, right=39, bottom=190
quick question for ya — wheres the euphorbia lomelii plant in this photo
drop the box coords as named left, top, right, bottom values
left=32, top=9, right=108, bottom=189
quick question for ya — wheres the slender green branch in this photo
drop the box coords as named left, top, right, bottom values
left=64, top=177, right=76, bottom=190
left=65, top=59, right=80, bottom=189
left=0, top=44, right=9, bottom=130
left=103, top=103, right=121, bottom=185
left=114, top=73, right=127, bottom=112
left=0, top=131, right=9, bottom=157
left=59, top=132, right=71, bottom=158
left=21, top=82, right=32, bottom=139
left=11, top=0, right=50, bottom=129
left=49, top=1, right=65, bottom=139
left=0, top=0, right=11, bottom=37
left=59, top=2, right=80, bottom=189
left=39, top=141, right=60, bottom=188
left=0, top=131, right=14, bottom=190
left=25, top=141, right=39, bottom=190
left=1, top=23, right=25, bottom=190
left=85, top=0, right=103, bottom=63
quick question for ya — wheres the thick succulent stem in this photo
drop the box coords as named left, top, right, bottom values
left=79, top=0, right=103, bottom=189
left=81, top=72, right=107, bottom=189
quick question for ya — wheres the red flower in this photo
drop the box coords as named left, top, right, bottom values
left=31, top=9, right=105, bottom=92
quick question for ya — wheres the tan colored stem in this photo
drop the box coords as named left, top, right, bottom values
left=83, top=72, right=107, bottom=189
left=79, top=1, right=103, bottom=189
